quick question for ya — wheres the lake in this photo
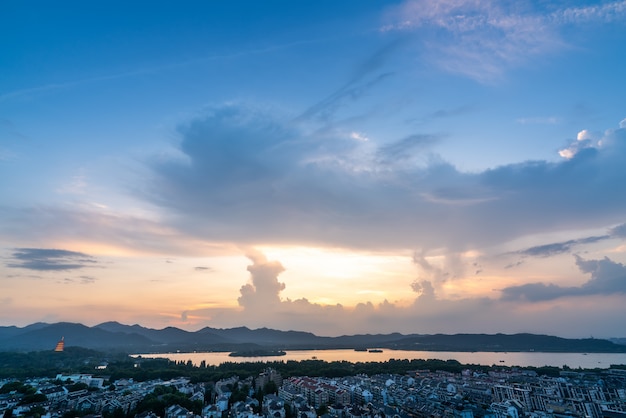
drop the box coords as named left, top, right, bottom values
left=133, top=349, right=626, bottom=369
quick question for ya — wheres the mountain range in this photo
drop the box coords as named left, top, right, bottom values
left=1, top=322, right=625, bottom=353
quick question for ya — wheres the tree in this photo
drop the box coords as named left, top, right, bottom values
left=263, top=381, right=277, bottom=395
left=316, top=405, right=328, bottom=416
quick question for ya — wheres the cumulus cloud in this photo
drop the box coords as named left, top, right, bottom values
left=558, top=129, right=603, bottom=159
left=146, top=104, right=626, bottom=256
left=181, top=252, right=626, bottom=337
left=501, top=255, right=626, bottom=302
left=412, top=250, right=462, bottom=283
left=410, top=279, right=435, bottom=300
left=7, top=248, right=97, bottom=271
left=237, top=251, right=286, bottom=310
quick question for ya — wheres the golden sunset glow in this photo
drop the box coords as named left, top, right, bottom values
left=2, top=0, right=626, bottom=338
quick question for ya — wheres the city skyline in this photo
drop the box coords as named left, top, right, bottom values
left=2, top=0, right=626, bottom=338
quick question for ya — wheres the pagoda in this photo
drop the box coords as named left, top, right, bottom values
left=54, top=337, right=65, bottom=352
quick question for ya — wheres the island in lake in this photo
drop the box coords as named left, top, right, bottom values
left=228, top=349, right=287, bottom=357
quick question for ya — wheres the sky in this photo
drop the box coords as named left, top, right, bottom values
left=2, top=0, right=626, bottom=338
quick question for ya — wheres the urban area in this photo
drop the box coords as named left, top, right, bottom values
left=2, top=362, right=626, bottom=418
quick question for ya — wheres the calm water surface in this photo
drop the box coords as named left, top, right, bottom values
left=133, top=349, right=626, bottom=369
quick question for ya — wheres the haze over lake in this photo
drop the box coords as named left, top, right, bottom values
left=135, top=349, right=626, bottom=369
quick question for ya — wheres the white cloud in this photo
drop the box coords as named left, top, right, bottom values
left=383, top=0, right=562, bottom=81
left=577, top=129, right=596, bottom=141
left=559, top=125, right=620, bottom=159
left=552, top=1, right=626, bottom=24
left=382, top=0, right=626, bottom=81
left=350, top=131, right=369, bottom=141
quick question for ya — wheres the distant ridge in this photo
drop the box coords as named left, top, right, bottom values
left=1, top=322, right=625, bottom=354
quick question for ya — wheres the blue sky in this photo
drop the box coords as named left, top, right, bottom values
left=2, top=0, right=626, bottom=337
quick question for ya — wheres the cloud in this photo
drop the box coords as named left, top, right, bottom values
left=78, top=275, right=97, bottom=284
left=377, top=134, right=439, bottom=164
left=516, top=116, right=560, bottom=125
left=501, top=255, right=626, bottom=302
left=516, top=235, right=609, bottom=258
left=382, top=0, right=562, bottom=81
left=407, top=105, right=475, bottom=125
left=410, top=279, right=435, bottom=300
left=0, top=206, right=235, bottom=257
left=558, top=129, right=603, bottom=159
left=297, top=39, right=403, bottom=123
left=7, top=248, right=97, bottom=271
left=181, top=251, right=626, bottom=337
left=575, top=255, right=626, bottom=295
left=412, top=250, right=459, bottom=283
left=146, top=104, right=626, bottom=255
left=60, top=277, right=96, bottom=285
left=610, top=223, right=626, bottom=238
left=552, top=1, right=626, bottom=24
left=238, top=251, right=286, bottom=310
left=382, top=0, right=626, bottom=81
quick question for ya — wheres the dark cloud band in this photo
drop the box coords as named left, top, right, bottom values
left=7, top=248, right=97, bottom=271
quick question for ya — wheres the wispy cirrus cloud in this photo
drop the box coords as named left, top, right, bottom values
left=551, top=1, right=626, bottom=24
left=296, top=39, right=404, bottom=124
left=516, top=116, right=560, bottom=125
left=60, top=276, right=98, bottom=285
left=382, top=0, right=626, bottom=81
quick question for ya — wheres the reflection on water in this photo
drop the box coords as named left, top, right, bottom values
left=133, top=349, right=626, bottom=369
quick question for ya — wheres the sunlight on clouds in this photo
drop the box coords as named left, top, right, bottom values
left=350, top=131, right=369, bottom=141
left=59, top=241, right=141, bottom=257
left=257, top=245, right=414, bottom=305
left=438, top=275, right=502, bottom=300
left=607, top=244, right=626, bottom=254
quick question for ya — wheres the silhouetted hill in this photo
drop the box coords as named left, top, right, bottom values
left=611, top=338, right=626, bottom=346
left=388, top=333, right=626, bottom=352
left=95, top=321, right=226, bottom=345
left=1, top=322, right=625, bottom=353
left=0, top=322, right=153, bottom=351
